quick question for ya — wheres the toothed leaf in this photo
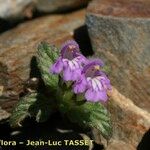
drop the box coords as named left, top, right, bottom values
left=37, top=42, right=59, bottom=90
left=9, top=93, right=55, bottom=128
left=67, top=102, right=112, bottom=139
left=9, top=93, right=38, bottom=128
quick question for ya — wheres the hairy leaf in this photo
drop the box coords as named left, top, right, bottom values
left=29, top=93, right=56, bottom=123
left=9, top=93, right=37, bottom=128
left=9, top=93, right=55, bottom=128
left=37, top=42, right=59, bottom=90
left=66, top=102, right=112, bottom=139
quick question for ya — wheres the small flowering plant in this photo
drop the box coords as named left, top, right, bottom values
left=10, top=40, right=112, bottom=139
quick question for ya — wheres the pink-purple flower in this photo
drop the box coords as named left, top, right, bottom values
left=50, top=40, right=111, bottom=103
left=73, top=60, right=111, bottom=102
left=51, top=40, right=87, bottom=81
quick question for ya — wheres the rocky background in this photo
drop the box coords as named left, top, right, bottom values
left=0, top=0, right=150, bottom=150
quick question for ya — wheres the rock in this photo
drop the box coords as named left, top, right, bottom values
left=0, top=0, right=90, bottom=21
left=106, top=140, right=135, bottom=150
left=109, top=87, right=150, bottom=148
left=92, top=87, right=150, bottom=149
left=0, top=0, right=35, bottom=20
left=86, top=0, right=150, bottom=113
left=86, top=0, right=150, bottom=148
left=0, top=107, right=10, bottom=121
left=0, top=9, right=86, bottom=113
left=36, top=0, right=90, bottom=13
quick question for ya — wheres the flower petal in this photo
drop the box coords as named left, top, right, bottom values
left=63, top=67, right=82, bottom=81
left=71, top=68, right=82, bottom=81
left=63, top=67, right=73, bottom=81
left=50, top=57, right=63, bottom=74
left=96, top=90, right=108, bottom=102
left=75, top=54, right=88, bottom=65
left=85, top=89, right=96, bottom=102
left=85, top=89, right=108, bottom=102
left=61, top=40, right=80, bottom=58
left=73, top=75, right=87, bottom=93
left=82, top=59, right=104, bottom=74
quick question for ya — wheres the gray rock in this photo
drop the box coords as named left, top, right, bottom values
left=109, top=87, right=150, bottom=148
left=86, top=0, right=150, bottom=148
left=86, top=0, right=150, bottom=112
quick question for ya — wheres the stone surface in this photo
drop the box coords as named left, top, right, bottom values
left=92, top=87, right=150, bottom=149
left=0, top=0, right=90, bottom=20
left=0, top=0, right=35, bottom=20
left=109, top=87, right=150, bottom=148
left=86, top=0, right=150, bottom=148
left=36, top=0, right=90, bottom=13
left=106, top=140, right=135, bottom=150
left=87, top=0, right=150, bottom=18
left=0, top=107, right=10, bottom=121
left=86, top=0, right=150, bottom=112
left=0, top=9, right=86, bottom=114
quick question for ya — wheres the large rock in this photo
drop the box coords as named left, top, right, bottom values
left=0, top=9, right=86, bottom=115
left=0, top=0, right=90, bottom=20
left=86, top=0, right=150, bottom=112
left=86, top=0, right=150, bottom=148
left=0, top=0, right=35, bottom=20
left=36, top=0, right=90, bottom=13
left=109, top=87, right=150, bottom=148
left=106, top=140, right=135, bottom=150
left=92, top=87, right=150, bottom=149
left=0, top=107, right=10, bottom=121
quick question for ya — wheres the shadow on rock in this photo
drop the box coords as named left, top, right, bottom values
left=137, top=129, right=150, bottom=150
left=74, top=25, right=93, bottom=56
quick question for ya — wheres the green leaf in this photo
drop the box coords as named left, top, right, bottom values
left=37, top=42, right=59, bottom=90
left=58, top=89, right=74, bottom=114
left=9, top=93, right=55, bottom=128
left=29, top=93, right=56, bottom=123
left=66, top=102, right=112, bottom=139
left=9, top=93, right=37, bottom=128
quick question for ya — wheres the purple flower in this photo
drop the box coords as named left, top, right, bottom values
left=51, top=40, right=87, bottom=81
left=73, top=59, right=111, bottom=102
